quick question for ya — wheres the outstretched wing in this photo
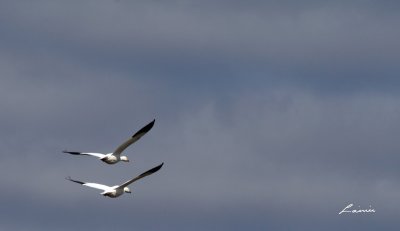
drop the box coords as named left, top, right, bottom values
left=66, top=177, right=112, bottom=192
left=63, top=151, right=106, bottom=159
left=113, top=119, right=155, bottom=157
left=118, top=163, right=163, bottom=189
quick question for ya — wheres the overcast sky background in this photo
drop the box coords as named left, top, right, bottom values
left=1, top=1, right=400, bottom=230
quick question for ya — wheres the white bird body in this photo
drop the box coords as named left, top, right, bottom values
left=101, top=186, right=124, bottom=198
left=63, top=120, right=155, bottom=164
left=67, top=163, right=163, bottom=198
left=101, top=153, right=119, bottom=164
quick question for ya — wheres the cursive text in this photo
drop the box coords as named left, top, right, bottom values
left=339, top=203, right=375, bottom=215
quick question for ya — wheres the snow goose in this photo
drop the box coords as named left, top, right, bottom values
left=63, top=119, right=155, bottom=164
left=66, top=163, right=163, bottom=198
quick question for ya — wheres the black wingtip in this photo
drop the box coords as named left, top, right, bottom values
left=138, top=162, right=164, bottom=178
left=63, top=150, right=81, bottom=155
left=66, top=176, right=85, bottom=185
left=132, top=119, right=155, bottom=138
left=151, top=162, right=164, bottom=173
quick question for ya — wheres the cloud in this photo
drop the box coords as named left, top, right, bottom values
left=1, top=79, right=400, bottom=230
left=0, top=1, right=399, bottom=230
left=1, top=0, right=399, bottom=86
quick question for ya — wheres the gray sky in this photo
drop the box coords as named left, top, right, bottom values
left=1, top=1, right=400, bottom=230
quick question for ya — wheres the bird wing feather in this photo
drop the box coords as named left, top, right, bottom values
left=118, top=163, right=163, bottom=189
left=66, top=177, right=112, bottom=192
left=113, top=119, right=155, bottom=156
left=63, top=151, right=106, bottom=159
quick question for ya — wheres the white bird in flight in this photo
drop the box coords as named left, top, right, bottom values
left=63, top=119, right=155, bottom=164
left=66, top=163, right=163, bottom=198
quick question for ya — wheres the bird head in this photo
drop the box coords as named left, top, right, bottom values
left=120, top=156, right=129, bottom=162
left=124, top=187, right=131, bottom=193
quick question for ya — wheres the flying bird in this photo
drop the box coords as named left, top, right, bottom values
left=63, top=119, right=155, bottom=164
left=66, top=163, right=163, bottom=198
